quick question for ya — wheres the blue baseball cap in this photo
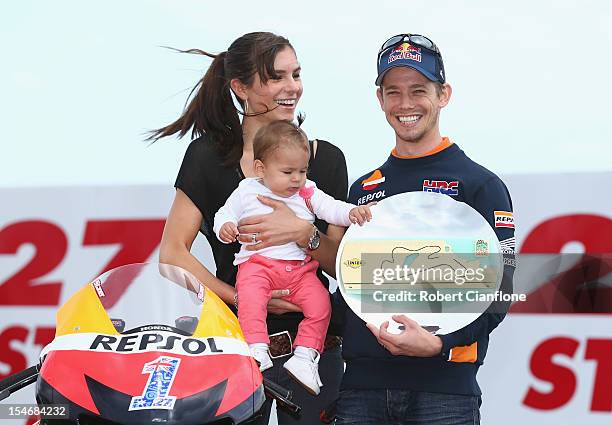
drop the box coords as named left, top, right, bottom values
left=376, top=34, right=445, bottom=86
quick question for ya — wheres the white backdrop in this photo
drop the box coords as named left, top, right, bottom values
left=3, top=1, right=612, bottom=189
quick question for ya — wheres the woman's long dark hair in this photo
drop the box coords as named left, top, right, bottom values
left=148, top=32, right=294, bottom=166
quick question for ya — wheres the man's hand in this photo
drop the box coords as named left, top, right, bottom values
left=237, top=195, right=312, bottom=251
left=366, top=314, right=443, bottom=357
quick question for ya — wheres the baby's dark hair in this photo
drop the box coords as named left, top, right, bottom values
left=253, top=120, right=310, bottom=162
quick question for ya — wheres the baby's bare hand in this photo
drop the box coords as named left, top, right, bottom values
left=220, top=222, right=239, bottom=243
left=349, top=204, right=373, bottom=226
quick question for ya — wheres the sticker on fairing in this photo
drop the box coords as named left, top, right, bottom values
left=129, top=356, right=180, bottom=410
left=40, top=332, right=251, bottom=358
left=92, top=279, right=105, bottom=297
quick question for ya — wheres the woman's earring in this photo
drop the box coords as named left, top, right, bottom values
left=244, top=99, right=249, bottom=115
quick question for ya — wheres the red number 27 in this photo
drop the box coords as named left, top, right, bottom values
left=0, top=219, right=165, bottom=306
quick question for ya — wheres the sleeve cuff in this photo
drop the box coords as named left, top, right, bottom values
left=439, top=333, right=461, bottom=360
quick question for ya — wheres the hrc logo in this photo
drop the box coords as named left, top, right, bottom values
left=422, top=180, right=459, bottom=196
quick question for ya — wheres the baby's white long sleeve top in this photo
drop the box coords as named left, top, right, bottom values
left=213, top=178, right=354, bottom=265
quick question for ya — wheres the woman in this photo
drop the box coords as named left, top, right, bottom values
left=151, top=32, right=348, bottom=424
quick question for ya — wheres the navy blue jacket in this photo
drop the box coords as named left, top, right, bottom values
left=339, top=141, right=515, bottom=395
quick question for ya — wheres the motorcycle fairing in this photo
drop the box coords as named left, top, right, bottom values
left=39, top=270, right=264, bottom=424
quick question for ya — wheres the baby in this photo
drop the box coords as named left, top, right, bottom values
left=213, top=120, right=372, bottom=395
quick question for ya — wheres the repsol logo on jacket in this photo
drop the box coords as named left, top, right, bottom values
left=357, top=190, right=385, bottom=205
left=90, top=333, right=224, bottom=355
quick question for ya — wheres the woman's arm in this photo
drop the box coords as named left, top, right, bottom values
left=159, top=189, right=236, bottom=303
left=161, top=189, right=301, bottom=313
left=313, top=224, right=347, bottom=278
left=308, top=140, right=349, bottom=278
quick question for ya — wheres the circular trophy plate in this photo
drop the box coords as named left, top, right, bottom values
left=336, top=191, right=503, bottom=335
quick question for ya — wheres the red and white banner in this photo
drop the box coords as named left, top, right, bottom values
left=1, top=173, right=611, bottom=424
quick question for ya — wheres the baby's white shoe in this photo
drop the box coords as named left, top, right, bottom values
left=283, top=346, right=323, bottom=395
left=249, top=343, right=273, bottom=372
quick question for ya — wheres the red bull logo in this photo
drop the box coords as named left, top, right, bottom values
left=388, top=42, right=422, bottom=64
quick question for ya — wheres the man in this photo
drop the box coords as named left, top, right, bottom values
left=335, top=34, right=516, bottom=424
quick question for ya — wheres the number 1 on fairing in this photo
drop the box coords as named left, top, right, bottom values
left=129, top=356, right=181, bottom=410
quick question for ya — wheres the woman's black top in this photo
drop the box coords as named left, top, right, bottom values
left=175, top=135, right=348, bottom=334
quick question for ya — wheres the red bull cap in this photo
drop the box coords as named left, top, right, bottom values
left=376, top=35, right=445, bottom=86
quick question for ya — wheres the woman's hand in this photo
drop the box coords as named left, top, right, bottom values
left=267, top=298, right=303, bottom=315
left=237, top=195, right=312, bottom=250
left=261, top=288, right=301, bottom=315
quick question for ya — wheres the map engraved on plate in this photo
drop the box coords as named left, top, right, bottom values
left=336, top=192, right=503, bottom=334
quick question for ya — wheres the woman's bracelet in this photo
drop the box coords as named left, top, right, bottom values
left=233, top=292, right=239, bottom=309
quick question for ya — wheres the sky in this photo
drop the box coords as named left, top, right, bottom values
left=2, top=0, right=611, bottom=187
